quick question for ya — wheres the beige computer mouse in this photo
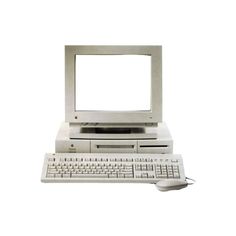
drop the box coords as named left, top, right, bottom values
left=155, top=179, right=188, bottom=191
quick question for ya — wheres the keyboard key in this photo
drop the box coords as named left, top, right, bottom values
left=125, top=174, right=133, bottom=178
left=171, top=159, right=179, bottom=163
left=63, top=174, right=71, bottom=178
left=55, top=174, right=62, bottom=178
left=71, top=174, right=108, bottom=178
left=108, top=174, right=117, bottom=178
left=118, top=174, right=125, bottom=178
left=47, top=174, right=54, bottom=178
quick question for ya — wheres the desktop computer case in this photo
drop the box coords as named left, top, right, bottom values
left=56, top=122, right=173, bottom=154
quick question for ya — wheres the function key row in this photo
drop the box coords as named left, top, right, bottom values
left=48, top=157, right=179, bottom=163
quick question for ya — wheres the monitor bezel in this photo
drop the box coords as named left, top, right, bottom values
left=65, top=45, right=162, bottom=124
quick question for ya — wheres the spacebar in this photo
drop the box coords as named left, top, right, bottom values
left=71, top=174, right=108, bottom=178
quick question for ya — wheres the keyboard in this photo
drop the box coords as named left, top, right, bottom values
left=41, top=153, right=186, bottom=183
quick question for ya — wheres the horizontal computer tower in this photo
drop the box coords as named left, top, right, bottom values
left=56, top=122, right=173, bottom=154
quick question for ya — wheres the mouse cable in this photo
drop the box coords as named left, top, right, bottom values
left=185, top=177, right=195, bottom=185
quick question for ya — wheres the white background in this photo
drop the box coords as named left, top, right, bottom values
left=0, top=1, right=235, bottom=236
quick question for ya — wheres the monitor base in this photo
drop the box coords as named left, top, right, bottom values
left=69, top=125, right=158, bottom=139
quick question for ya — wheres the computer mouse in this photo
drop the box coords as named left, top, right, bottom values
left=155, top=179, right=188, bottom=191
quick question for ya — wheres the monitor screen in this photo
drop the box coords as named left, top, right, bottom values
left=75, top=55, right=151, bottom=111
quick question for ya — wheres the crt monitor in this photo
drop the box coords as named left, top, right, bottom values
left=65, top=45, right=162, bottom=125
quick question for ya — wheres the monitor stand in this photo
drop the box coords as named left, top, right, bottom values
left=69, top=124, right=158, bottom=140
